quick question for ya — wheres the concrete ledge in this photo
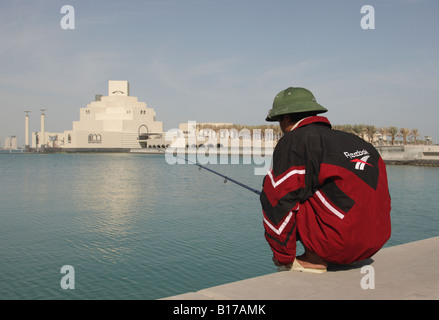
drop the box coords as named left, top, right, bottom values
left=163, top=237, right=439, bottom=300
left=377, top=145, right=439, bottom=167
left=384, top=159, right=439, bottom=167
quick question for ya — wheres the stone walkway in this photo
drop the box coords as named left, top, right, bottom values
left=163, top=237, right=439, bottom=300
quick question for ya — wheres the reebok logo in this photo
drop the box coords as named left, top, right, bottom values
left=350, top=156, right=373, bottom=170
left=343, top=150, right=373, bottom=170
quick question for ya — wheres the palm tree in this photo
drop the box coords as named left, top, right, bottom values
left=193, top=122, right=428, bottom=147
left=365, top=125, right=377, bottom=144
left=387, top=126, right=398, bottom=145
left=378, top=127, right=388, bottom=145
left=410, top=128, right=419, bottom=145
left=352, top=124, right=366, bottom=140
left=332, top=124, right=353, bottom=133
left=399, top=128, right=410, bottom=145
left=343, top=124, right=354, bottom=134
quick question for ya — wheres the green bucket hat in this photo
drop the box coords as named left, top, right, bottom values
left=266, top=87, right=327, bottom=122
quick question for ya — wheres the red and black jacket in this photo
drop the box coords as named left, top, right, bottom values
left=260, top=116, right=391, bottom=264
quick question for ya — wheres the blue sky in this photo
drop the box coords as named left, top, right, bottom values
left=1, top=0, right=438, bottom=146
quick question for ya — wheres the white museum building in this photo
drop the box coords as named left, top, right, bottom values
left=31, top=81, right=166, bottom=151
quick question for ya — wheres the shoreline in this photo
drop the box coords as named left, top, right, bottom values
left=2, top=145, right=439, bottom=167
left=383, top=159, right=439, bottom=167
left=377, top=145, right=439, bottom=167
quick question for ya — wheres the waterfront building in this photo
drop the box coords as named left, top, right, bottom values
left=4, top=136, right=18, bottom=150
left=31, top=81, right=166, bottom=151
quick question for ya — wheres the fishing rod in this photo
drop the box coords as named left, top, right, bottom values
left=158, top=149, right=261, bottom=196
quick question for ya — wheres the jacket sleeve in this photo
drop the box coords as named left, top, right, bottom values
left=260, top=132, right=322, bottom=264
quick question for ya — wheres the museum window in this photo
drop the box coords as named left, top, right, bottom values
left=68, top=134, right=71, bottom=143
left=88, top=134, right=102, bottom=144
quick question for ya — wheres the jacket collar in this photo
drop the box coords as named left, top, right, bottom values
left=290, top=116, right=331, bottom=132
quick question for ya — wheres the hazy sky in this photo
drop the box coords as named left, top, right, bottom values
left=1, top=0, right=438, bottom=147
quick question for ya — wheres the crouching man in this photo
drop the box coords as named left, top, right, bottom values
left=260, top=87, right=391, bottom=273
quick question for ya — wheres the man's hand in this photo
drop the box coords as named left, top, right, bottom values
left=272, top=257, right=292, bottom=269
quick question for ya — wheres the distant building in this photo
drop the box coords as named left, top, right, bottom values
left=4, top=136, right=18, bottom=150
left=32, top=81, right=166, bottom=151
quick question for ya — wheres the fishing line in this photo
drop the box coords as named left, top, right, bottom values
left=158, top=149, right=261, bottom=196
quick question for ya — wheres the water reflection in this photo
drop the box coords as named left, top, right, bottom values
left=68, top=154, right=162, bottom=263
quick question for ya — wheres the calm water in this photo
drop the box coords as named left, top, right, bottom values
left=0, top=153, right=438, bottom=300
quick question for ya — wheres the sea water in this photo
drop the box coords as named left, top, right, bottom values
left=0, top=153, right=438, bottom=299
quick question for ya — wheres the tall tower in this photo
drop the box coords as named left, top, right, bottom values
left=40, top=108, right=46, bottom=147
left=24, top=111, right=30, bottom=150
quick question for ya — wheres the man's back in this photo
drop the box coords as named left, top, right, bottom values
left=262, top=117, right=391, bottom=264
